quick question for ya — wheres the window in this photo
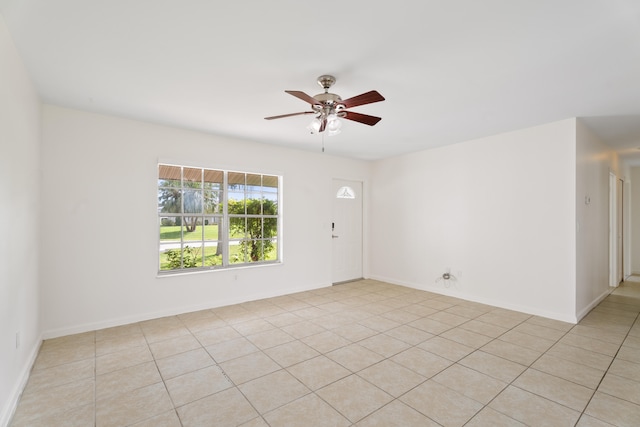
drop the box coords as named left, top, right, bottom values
left=158, top=164, right=280, bottom=273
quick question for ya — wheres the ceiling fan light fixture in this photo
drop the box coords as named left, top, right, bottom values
left=307, top=118, right=322, bottom=134
left=327, top=114, right=342, bottom=136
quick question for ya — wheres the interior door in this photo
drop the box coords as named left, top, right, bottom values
left=332, top=179, right=363, bottom=284
left=617, top=178, right=623, bottom=284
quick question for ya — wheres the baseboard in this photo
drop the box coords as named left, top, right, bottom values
left=42, top=281, right=332, bottom=339
left=0, top=336, right=42, bottom=427
left=576, top=288, right=612, bottom=322
left=367, top=273, right=578, bottom=324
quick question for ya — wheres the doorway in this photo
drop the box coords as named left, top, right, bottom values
left=609, top=173, right=624, bottom=287
left=331, top=179, right=363, bottom=284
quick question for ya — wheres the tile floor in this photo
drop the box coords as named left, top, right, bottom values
left=9, top=278, right=640, bottom=426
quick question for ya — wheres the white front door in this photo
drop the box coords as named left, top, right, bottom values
left=332, top=179, right=363, bottom=284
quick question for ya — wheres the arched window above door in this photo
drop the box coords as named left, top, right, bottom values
left=336, top=186, right=356, bottom=199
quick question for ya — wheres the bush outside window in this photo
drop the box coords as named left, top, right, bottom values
left=158, top=164, right=280, bottom=273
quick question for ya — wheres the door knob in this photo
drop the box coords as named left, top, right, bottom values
left=332, top=235, right=339, bottom=238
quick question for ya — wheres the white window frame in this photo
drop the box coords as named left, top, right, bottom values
left=158, top=163, right=281, bottom=274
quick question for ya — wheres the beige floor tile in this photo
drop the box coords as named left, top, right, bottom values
left=391, top=346, right=452, bottom=378
left=155, top=347, right=215, bottom=380
left=10, top=403, right=94, bottom=427
left=440, top=327, right=494, bottom=348
left=24, top=357, right=94, bottom=393
left=570, top=325, right=627, bottom=345
left=148, top=333, right=201, bottom=359
left=617, top=344, right=640, bottom=364
left=419, top=336, right=475, bottom=361
left=280, top=319, right=326, bottom=339
left=560, top=333, right=621, bottom=356
left=264, top=339, right=320, bottom=367
left=286, top=355, right=351, bottom=390
left=358, top=359, right=426, bottom=397
left=358, top=333, right=411, bottom=358
left=246, top=328, right=295, bottom=350
left=444, top=304, right=490, bottom=319
left=317, top=374, right=393, bottom=423
left=459, top=350, right=526, bottom=383
left=546, top=342, right=614, bottom=371
left=498, top=329, right=556, bottom=353
left=239, top=370, right=310, bottom=413
left=96, top=360, right=162, bottom=401
left=96, top=333, right=148, bottom=357
left=532, top=353, right=605, bottom=389
left=219, top=350, right=280, bottom=384
left=129, top=410, right=182, bottom=427
left=263, top=393, right=350, bottom=427
left=205, top=336, right=259, bottom=363
left=513, top=321, right=568, bottom=340
left=384, top=324, right=433, bottom=345
left=331, top=322, right=378, bottom=342
left=420, top=299, right=454, bottom=310
left=481, top=339, right=542, bottom=366
left=231, top=318, right=276, bottom=335
left=624, top=334, right=640, bottom=349
left=14, top=279, right=640, bottom=427
left=458, top=319, right=509, bottom=338
left=476, top=312, right=525, bottom=329
left=301, top=330, right=351, bottom=353
left=608, top=358, right=640, bottom=382
left=357, top=315, right=402, bottom=332
left=380, top=308, right=421, bottom=324
left=512, top=368, right=594, bottom=411
left=326, top=343, right=385, bottom=372
left=96, top=382, right=173, bottom=427
left=409, top=317, right=453, bottom=335
left=433, top=363, right=507, bottom=404
left=179, top=314, right=227, bottom=332
left=96, top=344, right=153, bottom=376
left=191, top=324, right=242, bottom=346
left=33, top=341, right=95, bottom=370
left=165, top=365, right=232, bottom=406
left=598, top=372, right=640, bottom=405
left=401, top=380, right=483, bottom=426
left=142, top=325, right=192, bottom=344
left=265, top=311, right=305, bottom=327
left=489, top=385, right=580, bottom=426
left=465, top=407, right=526, bottom=426
left=238, top=416, right=270, bottom=427
left=427, top=311, right=470, bottom=327
left=355, top=400, right=440, bottom=427
left=177, top=387, right=258, bottom=427
left=575, top=414, right=618, bottom=426
left=584, top=391, right=640, bottom=427
left=95, top=323, right=143, bottom=341
left=11, top=379, right=95, bottom=426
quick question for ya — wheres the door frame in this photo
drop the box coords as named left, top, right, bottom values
left=331, top=178, right=364, bottom=284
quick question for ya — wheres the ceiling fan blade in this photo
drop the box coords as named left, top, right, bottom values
left=264, top=111, right=315, bottom=120
left=340, top=90, right=385, bottom=109
left=285, top=90, right=320, bottom=105
left=343, top=111, right=382, bottom=126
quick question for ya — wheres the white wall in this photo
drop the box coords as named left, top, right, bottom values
left=0, top=15, right=41, bottom=426
left=369, top=119, right=577, bottom=322
left=575, top=120, right=619, bottom=318
left=40, top=105, right=370, bottom=337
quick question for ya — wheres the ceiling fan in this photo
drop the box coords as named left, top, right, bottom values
left=265, top=75, right=385, bottom=135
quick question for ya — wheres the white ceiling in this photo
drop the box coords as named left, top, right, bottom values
left=2, top=0, right=640, bottom=162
